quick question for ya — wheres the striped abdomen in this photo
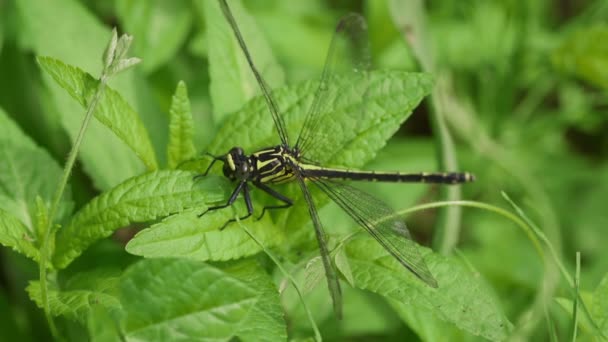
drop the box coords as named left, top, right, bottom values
left=300, top=166, right=474, bottom=184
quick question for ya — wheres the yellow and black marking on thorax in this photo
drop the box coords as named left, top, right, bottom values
left=251, top=146, right=298, bottom=184
left=221, top=145, right=298, bottom=184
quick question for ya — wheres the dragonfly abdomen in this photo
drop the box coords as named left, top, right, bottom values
left=301, top=167, right=474, bottom=184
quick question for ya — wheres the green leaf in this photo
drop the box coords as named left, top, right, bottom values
left=167, top=81, right=197, bottom=169
left=209, top=71, right=433, bottom=168
left=115, top=0, right=193, bottom=73
left=37, top=56, right=158, bottom=171
left=593, top=274, right=608, bottom=334
left=552, top=25, right=608, bottom=90
left=107, top=57, right=141, bottom=77
left=14, top=0, right=154, bottom=190
left=338, top=287, right=403, bottom=338
left=53, top=171, right=229, bottom=269
left=0, top=209, right=40, bottom=262
left=462, top=211, right=542, bottom=290
left=202, top=0, right=284, bottom=122
left=0, top=107, right=70, bottom=236
left=344, top=236, right=512, bottom=341
left=126, top=204, right=284, bottom=261
left=303, top=256, right=325, bottom=295
left=334, top=248, right=355, bottom=287
left=120, top=258, right=287, bottom=341
left=555, top=293, right=598, bottom=337
left=389, top=299, right=465, bottom=341
left=88, top=306, right=123, bottom=342
left=26, top=270, right=121, bottom=323
left=15, top=0, right=107, bottom=65
left=102, top=28, right=119, bottom=70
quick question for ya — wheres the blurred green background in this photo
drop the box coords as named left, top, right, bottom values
left=1, top=0, right=607, bottom=340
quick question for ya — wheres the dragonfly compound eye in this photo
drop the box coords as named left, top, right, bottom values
left=222, top=162, right=235, bottom=180
left=239, top=163, right=249, bottom=174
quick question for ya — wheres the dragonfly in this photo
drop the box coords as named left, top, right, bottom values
left=201, top=0, right=475, bottom=317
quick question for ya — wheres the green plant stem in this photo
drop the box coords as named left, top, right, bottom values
left=400, top=200, right=545, bottom=258
left=38, top=75, right=108, bottom=339
left=504, top=193, right=608, bottom=340
left=427, top=85, right=464, bottom=254
left=236, top=220, right=322, bottom=342
left=388, top=0, right=463, bottom=255
left=501, top=193, right=571, bottom=286
left=334, top=200, right=544, bottom=262
left=571, top=252, right=580, bottom=342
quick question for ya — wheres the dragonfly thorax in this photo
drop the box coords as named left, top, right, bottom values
left=219, top=145, right=301, bottom=184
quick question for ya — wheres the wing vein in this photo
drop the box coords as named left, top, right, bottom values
left=219, top=0, right=290, bottom=146
left=310, top=177, right=438, bottom=288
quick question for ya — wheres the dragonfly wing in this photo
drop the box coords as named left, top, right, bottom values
left=312, top=178, right=438, bottom=288
left=295, top=13, right=372, bottom=162
left=294, top=174, right=343, bottom=318
left=219, top=0, right=290, bottom=146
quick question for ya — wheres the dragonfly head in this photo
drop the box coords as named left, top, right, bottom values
left=224, top=147, right=251, bottom=181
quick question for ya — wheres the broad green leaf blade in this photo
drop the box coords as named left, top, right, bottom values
left=344, top=236, right=512, bottom=341
left=202, top=0, right=284, bottom=122
left=26, top=270, right=121, bottom=324
left=120, top=258, right=287, bottom=341
left=209, top=71, right=433, bottom=168
left=15, top=0, right=161, bottom=190
left=167, top=81, right=197, bottom=169
left=0, top=209, right=40, bottom=262
left=126, top=206, right=285, bottom=261
left=37, top=56, right=158, bottom=171
left=552, top=25, right=608, bottom=90
left=53, top=171, right=229, bottom=269
left=0, top=107, right=71, bottom=236
left=16, top=0, right=108, bottom=66
left=115, top=0, right=193, bottom=73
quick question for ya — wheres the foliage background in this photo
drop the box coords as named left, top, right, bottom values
left=0, top=0, right=607, bottom=341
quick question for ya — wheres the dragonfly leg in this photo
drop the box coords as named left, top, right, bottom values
left=198, top=181, right=245, bottom=218
left=253, top=182, right=293, bottom=220
left=193, top=153, right=224, bottom=181
left=218, top=183, right=254, bottom=230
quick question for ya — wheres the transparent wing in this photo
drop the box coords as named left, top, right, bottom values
left=311, top=178, right=438, bottom=288
left=295, top=13, right=372, bottom=161
left=293, top=174, right=343, bottom=318
left=219, top=0, right=290, bottom=146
